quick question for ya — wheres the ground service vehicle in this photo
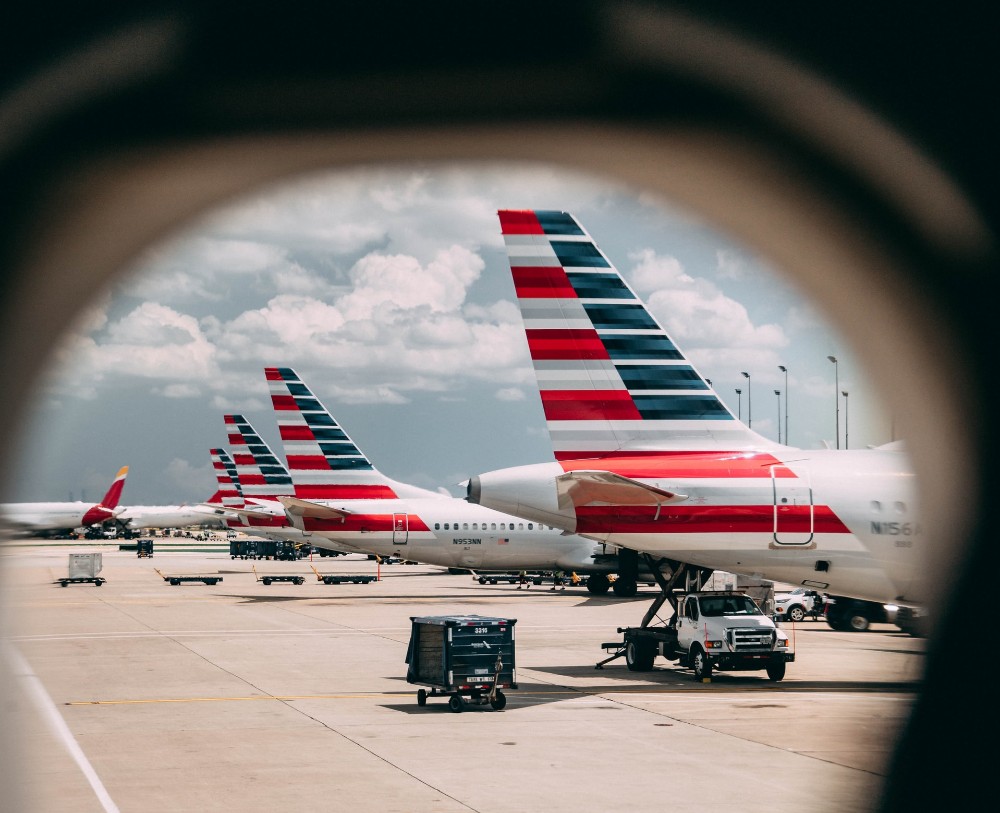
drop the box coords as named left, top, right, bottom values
left=774, top=588, right=824, bottom=622
left=607, top=591, right=793, bottom=681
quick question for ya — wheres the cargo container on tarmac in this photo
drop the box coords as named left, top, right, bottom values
left=405, top=615, right=517, bottom=712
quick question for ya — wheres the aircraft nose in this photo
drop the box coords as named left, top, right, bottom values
left=466, top=475, right=481, bottom=504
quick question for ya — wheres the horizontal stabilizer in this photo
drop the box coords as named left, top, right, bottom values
left=277, top=496, right=351, bottom=521
left=556, top=470, right=687, bottom=511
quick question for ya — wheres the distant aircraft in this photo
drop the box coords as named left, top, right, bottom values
left=0, top=465, right=129, bottom=536
left=109, top=467, right=232, bottom=534
left=465, top=209, right=922, bottom=625
left=265, top=366, right=623, bottom=582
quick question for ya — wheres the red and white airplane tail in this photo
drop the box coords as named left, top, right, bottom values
left=266, top=367, right=402, bottom=500
left=224, top=414, right=295, bottom=501
left=80, top=465, right=128, bottom=526
left=209, top=448, right=244, bottom=509
left=499, top=209, right=780, bottom=458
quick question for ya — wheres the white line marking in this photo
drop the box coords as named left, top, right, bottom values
left=2, top=640, right=120, bottom=813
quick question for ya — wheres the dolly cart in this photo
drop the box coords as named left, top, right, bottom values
left=252, top=565, right=304, bottom=585
left=309, top=565, right=377, bottom=585
left=58, top=553, right=105, bottom=586
left=154, top=568, right=222, bottom=586
left=405, top=615, right=517, bottom=712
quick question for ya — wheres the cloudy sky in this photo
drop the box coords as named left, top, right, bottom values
left=9, top=162, right=891, bottom=505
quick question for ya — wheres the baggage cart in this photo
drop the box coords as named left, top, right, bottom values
left=309, top=565, right=377, bottom=585
left=58, top=552, right=105, bottom=586
left=154, top=568, right=223, bottom=586
left=252, top=565, right=304, bottom=585
left=136, top=538, right=154, bottom=558
left=405, top=615, right=517, bottom=712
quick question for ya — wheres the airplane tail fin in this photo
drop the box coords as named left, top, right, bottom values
left=265, top=367, right=401, bottom=500
left=224, top=414, right=295, bottom=500
left=80, top=465, right=129, bottom=526
left=498, top=209, right=778, bottom=458
left=99, top=465, right=129, bottom=509
left=210, top=448, right=244, bottom=509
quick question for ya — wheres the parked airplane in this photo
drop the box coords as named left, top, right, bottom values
left=465, top=209, right=922, bottom=624
left=0, top=465, right=129, bottom=536
left=264, top=366, right=625, bottom=582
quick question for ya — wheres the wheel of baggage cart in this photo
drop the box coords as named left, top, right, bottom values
left=478, top=576, right=487, bottom=584
left=293, top=577, right=304, bottom=585
left=417, top=689, right=427, bottom=707
left=95, top=579, right=104, bottom=586
left=262, top=578, right=271, bottom=585
left=60, top=580, right=68, bottom=587
left=489, top=691, right=507, bottom=710
left=448, top=694, right=464, bottom=713
left=206, top=579, right=219, bottom=585
left=170, top=579, right=180, bottom=586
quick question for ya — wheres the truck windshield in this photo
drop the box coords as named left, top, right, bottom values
left=698, top=596, right=763, bottom=617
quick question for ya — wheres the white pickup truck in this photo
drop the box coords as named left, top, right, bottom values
left=610, top=591, right=794, bottom=681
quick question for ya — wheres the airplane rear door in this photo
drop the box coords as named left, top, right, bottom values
left=392, top=513, right=408, bottom=546
left=771, top=465, right=814, bottom=546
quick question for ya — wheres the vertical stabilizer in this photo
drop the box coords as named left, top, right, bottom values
left=210, top=448, right=244, bottom=509
left=498, top=209, right=778, bottom=457
left=224, top=414, right=295, bottom=500
left=265, top=367, right=399, bottom=500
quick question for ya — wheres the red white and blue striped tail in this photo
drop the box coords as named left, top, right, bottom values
left=498, top=209, right=778, bottom=459
left=224, top=414, right=295, bottom=500
left=265, top=367, right=399, bottom=500
left=210, top=448, right=244, bottom=509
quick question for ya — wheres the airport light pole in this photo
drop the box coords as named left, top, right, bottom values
left=775, top=390, right=782, bottom=443
left=741, top=371, right=751, bottom=427
left=827, top=355, right=839, bottom=449
left=735, top=388, right=742, bottom=420
left=778, top=364, right=789, bottom=445
left=842, top=390, right=849, bottom=449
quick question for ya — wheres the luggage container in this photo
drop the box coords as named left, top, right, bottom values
left=58, top=553, right=105, bottom=586
left=405, top=615, right=516, bottom=712
left=136, top=538, right=154, bottom=558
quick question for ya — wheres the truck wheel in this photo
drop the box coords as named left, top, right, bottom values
left=766, top=658, right=786, bottom=681
left=586, top=573, right=610, bottom=595
left=787, top=605, right=806, bottom=622
left=417, top=689, right=427, bottom=707
left=847, top=613, right=870, bottom=631
left=490, top=691, right=507, bottom=710
left=448, top=695, right=464, bottom=713
left=626, top=639, right=655, bottom=671
left=612, top=579, right=638, bottom=597
left=691, top=646, right=712, bottom=680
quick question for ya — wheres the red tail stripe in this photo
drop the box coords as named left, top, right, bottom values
left=526, top=329, right=609, bottom=361
left=540, top=390, right=642, bottom=421
left=286, top=455, right=339, bottom=470
left=271, top=395, right=298, bottom=410
left=512, top=267, right=577, bottom=298
left=279, top=426, right=316, bottom=441
left=264, top=368, right=286, bottom=381
left=498, top=210, right=543, bottom=234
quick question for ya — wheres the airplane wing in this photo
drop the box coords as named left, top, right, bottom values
left=277, top=496, right=352, bottom=521
left=555, top=470, right=687, bottom=512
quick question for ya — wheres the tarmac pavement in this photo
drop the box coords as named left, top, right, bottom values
left=0, top=546, right=926, bottom=812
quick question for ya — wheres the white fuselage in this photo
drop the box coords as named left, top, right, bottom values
left=469, top=447, right=922, bottom=604
left=242, top=494, right=606, bottom=572
left=118, top=504, right=226, bottom=530
left=0, top=502, right=102, bottom=533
